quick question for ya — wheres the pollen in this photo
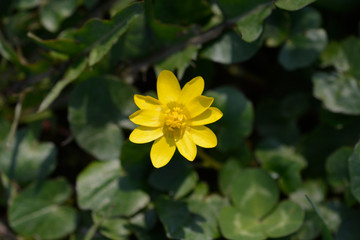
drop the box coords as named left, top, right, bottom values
left=164, top=107, right=187, bottom=131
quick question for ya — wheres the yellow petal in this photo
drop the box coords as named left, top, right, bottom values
left=176, top=130, right=197, bottom=161
left=150, top=136, right=176, bottom=168
left=129, top=109, right=162, bottom=127
left=186, top=95, right=214, bottom=118
left=190, top=107, right=223, bottom=126
left=178, top=76, right=204, bottom=104
left=129, top=126, right=163, bottom=144
left=157, top=70, right=181, bottom=104
left=189, top=126, right=217, bottom=148
left=134, top=94, right=161, bottom=110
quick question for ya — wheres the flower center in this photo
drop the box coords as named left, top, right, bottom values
left=164, top=107, right=187, bottom=132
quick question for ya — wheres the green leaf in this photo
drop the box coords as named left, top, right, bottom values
left=38, top=57, right=88, bottom=113
left=0, top=31, right=22, bottom=67
left=217, top=0, right=271, bottom=19
left=326, top=147, right=352, bottom=191
left=156, top=196, right=223, bottom=240
left=40, top=0, right=78, bottom=32
left=9, top=178, right=77, bottom=239
left=155, top=45, right=200, bottom=80
left=0, top=129, right=56, bottom=183
left=30, top=3, right=142, bottom=62
left=231, top=169, right=279, bottom=219
left=349, top=142, right=360, bottom=203
left=27, top=32, right=84, bottom=56
left=275, top=0, right=316, bottom=11
left=152, top=0, right=213, bottom=26
left=218, top=158, right=243, bottom=196
left=148, top=156, right=198, bottom=199
left=256, top=144, right=307, bottom=194
left=88, top=3, right=142, bottom=66
left=93, top=212, right=131, bottom=240
left=14, top=0, right=40, bottom=10
left=313, top=72, right=360, bottom=115
left=120, top=140, right=151, bottom=181
left=68, top=75, right=136, bottom=160
left=76, top=161, right=149, bottom=217
left=321, top=37, right=360, bottom=79
left=278, top=8, right=327, bottom=70
left=207, top=86, right=254, bottom=151
left=200, top=30, right=263, bottom=64
left=290, top=180, right=327, bottom=210
left=306, top=196, right=334, bottom=240
left=220, top=206, right=265, bottom=240
left=262, top=200, right=304, bottom=238
left=279, top=28, right=327, bottom=70
left=236, top=4, right=272, bottom=42
left=264, top=9, right=291, bottom=47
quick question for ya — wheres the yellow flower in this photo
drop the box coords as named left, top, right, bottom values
left=129, top=70, right=223, bottom=168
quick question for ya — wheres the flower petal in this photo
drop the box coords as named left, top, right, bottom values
left=134, top=94, right=161, bottom=110
left=189, top=126, right=217, bottom=148
left=186, top=96, right=214, bottom=118
left=129, top=126, right=163, bottom=144
left=150, top=136, right=176, bottom=168
left=129, top=109, right=162, bottom=127
left=176, top=130, right=197, bottom=161
left=157, top=70, right=181, bottom=104
left=178, top=76, right=204, bottom=104
left=190, top=107, right=223, bottom=126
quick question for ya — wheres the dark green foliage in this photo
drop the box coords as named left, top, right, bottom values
left=1, top=0, right=360, bottom=239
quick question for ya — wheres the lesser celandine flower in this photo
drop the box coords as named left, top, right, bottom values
left=129, top=70, right=223, bottom=168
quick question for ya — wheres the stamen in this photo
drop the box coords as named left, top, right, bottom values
left=164, top=106, right=187, bottom=132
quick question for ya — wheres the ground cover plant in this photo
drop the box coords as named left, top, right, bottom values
left=1, top=0, right=360, bottom=239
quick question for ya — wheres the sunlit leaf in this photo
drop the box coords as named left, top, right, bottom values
left=9, top=179, right=77, bottom=239
left=68, top=75, right=136, bottom=160
left=231, top=169, right=279, bottom=218
left=76, top=161, right=150, bottom=217
left=0, top=128, right=56, bottom=183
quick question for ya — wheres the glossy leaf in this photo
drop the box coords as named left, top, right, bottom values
left=207, top=86, right=254, bottom=151
left=68, top=75, right=136, bottom=160
left=313, top=72, right=360, bottom=115
left=279, top=28, right=327, bottom=70
left=220, top=206, right=265, bottom=240
left=76, top=161, right=150, bottom=217
left=149, top=156, right=198, bottom=199
left=275, top=0, right=316, bottom=11
left=40, top=0, right=78, bottom=32
left=120, top=140, right=152, bottom=180
left=290, top=180, right=327, bottom=210
left=155, top=45, right=200, bottom=80
left=0, top=129, right=56, bottom=183
left=218, top=158, right=243, bottom=196
left=256, top=144, right=307, bottom=194
left=87, top=3, right=142, bottom=66
left=38, top=56, right=88, bottom=113
left=326, top=147, right=352, bottom=191
left=262, top=200, right=304, bottom=238
left=278, top=8, right=327, bottom=70
left=349, top=142, right=360, bottom=203
left=201, top=30, right=263, bottom=64
left=236, top=4, right=272, bottom=42
left=156, top=196, right=224, bottom=240
left=217, top=0, right=271, bottom=19
left=9, top=179, right=77, bottom=239
left=231, top=169, right=279, bottom=218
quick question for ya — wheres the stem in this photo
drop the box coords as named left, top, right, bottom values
left=197, top=149, right=222, bottom=170
left=83, top=223, right=100, bottom=240
left=6, top=93, right=24, bottom=150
